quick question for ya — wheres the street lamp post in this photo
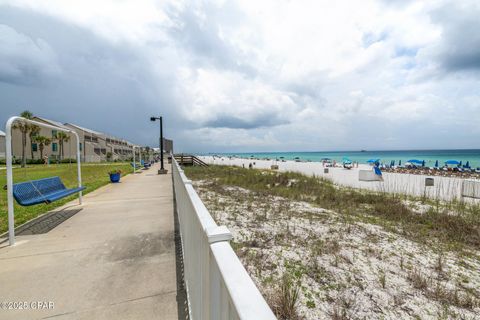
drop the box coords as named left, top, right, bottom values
left=150, top=116, right=167, bottom=174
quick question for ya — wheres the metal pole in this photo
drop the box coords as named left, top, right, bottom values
left=133, top=146, right=136, bottom=173
left=6, top=117, right=15, bottom=246
left=160, top=116, right=164, bottom=170
left=72, top=131, right=82, bottom=204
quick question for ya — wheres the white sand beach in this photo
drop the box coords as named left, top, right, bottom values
left=199, top=156, right=479, bottom=202
left=191, top=182, right=480, bottom=320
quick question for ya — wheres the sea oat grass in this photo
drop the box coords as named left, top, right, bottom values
left=184, top=165, right=480, bottom=251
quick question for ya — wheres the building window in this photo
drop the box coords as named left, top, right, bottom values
left=32, top=143, right=38, bottom=152
left=52, top=143, right=58, bottom=152
left=52, top=130, right=57, bottom=138
left=79, top=143, right=82, bottom=151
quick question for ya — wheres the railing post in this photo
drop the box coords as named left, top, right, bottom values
left=206, top=226, right=233, bottom=244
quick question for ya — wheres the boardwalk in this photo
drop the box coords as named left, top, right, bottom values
left=0, top=163, right=178, bottom=320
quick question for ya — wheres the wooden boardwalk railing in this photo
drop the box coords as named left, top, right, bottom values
left=174, top=154, right=208, bottom=167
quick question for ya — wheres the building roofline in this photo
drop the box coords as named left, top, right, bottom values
left=64, top=122, right=104, bottom=136
left=33, top=116, right=70, bottom=130
left=64, top=123, right=135, bottom=146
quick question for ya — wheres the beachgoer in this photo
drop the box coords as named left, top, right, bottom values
left=373, top=162, right=384, bottom=181
left=249, top=163, right=253, bottom=169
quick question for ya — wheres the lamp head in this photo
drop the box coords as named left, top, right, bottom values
left=150, top=117, right=156, bottom=122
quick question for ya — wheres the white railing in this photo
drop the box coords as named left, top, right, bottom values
left=172, top=159, right=277, bottom=320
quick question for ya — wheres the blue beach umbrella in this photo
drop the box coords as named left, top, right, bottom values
left=367, top=158, right=380, bottom=163
left=434, top=160, right=439, bottom=167
left=445, top=160, right=460, bottom=165
left=398, top=160, right=402, bottom=166
left=459, top=161, right=462, bottom=167
left=407, top=159, right=423, bottom=165
left=465, top=161, right=470, bottom=168
left=422, top=160, right=425, bottom=167
left=342, top=157, right=352, bottom=164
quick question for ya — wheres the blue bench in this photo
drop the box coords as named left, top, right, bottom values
left=13, top=177, right=85, bottom=206
left=140, top=160, right=151, bottom=169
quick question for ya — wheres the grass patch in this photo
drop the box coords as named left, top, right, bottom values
left=184, top=165, right=480, bottom=251
left=0, top=163, right=133, bottom=233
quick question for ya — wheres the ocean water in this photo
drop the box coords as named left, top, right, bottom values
left=208, top=149, right=480, bottom=168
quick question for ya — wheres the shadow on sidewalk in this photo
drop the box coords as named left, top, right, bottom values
left=173, top=178, right=190, bottom=320
left=0, top=207, right=83, bottom=245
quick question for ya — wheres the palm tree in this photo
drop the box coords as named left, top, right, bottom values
left=33, top=136, right=51, bottom=160
left=29, top=124, right=41, bottom=160
left=55, top=132, right=70, bottom=160
left=12, top=110, right=33, bottom=167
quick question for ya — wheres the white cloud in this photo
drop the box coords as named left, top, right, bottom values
left=0, top=0, right=479, bottom=151
left=176, top=68, right=300, bottom=128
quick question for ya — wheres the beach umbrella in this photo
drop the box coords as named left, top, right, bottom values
left=465, top=161, right=470, bottom=168
left=445, top=160, right=460, bottom=165
left=367, top=158, right=380, bottom=163
left=407, top=159, right=423, bottom=165
left=459, top=161, right=462, bottom=167
left=434, top=160, right=438, bottom=167
left=398, top=160, right=401, bottom=166
left=342, top=157, right=352, bottom=164
left=422, top=160, right=425, bottom=167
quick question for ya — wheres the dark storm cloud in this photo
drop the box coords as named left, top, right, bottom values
left=0, top=6, right=192, bottom=150
left=431, top=3, right=480, bottom=72
left=204, top=114, right=289, bottom=129
left=0, top=24, right=60, bottom=85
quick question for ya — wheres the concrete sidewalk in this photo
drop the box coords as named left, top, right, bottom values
left=0, top=163, right=179, bottom=320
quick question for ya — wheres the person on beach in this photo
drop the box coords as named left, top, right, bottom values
left=373, top=161, right=383, bottom=181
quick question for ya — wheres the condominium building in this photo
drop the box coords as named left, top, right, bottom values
left=7, top=116, right=73, bottom=162
left=163, top=138, right=174, bottom=153
left=3, top=116, right=153, bottom=163
left=0, top=130, right=5, bottom=159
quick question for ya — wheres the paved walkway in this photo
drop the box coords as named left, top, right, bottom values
left=0, top=163, right=179, bottom=320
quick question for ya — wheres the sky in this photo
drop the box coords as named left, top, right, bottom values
left=0, top=0, right=479, bottom=153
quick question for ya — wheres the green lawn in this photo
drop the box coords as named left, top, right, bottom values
left=0, top=163, right=133, bottom=234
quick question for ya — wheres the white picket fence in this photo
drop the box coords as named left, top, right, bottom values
left=172, top=159, right=276, bottom=320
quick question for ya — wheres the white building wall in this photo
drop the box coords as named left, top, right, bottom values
left=0, top=131, right=5, bottom=159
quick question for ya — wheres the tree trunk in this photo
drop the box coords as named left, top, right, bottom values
left=30, top=135, right=34, bottom=160
left=21, top=132, right=26, bottom=167
left=40, top=145, right=44, bottom=160
left=60, top=140, right=64, bottom=160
